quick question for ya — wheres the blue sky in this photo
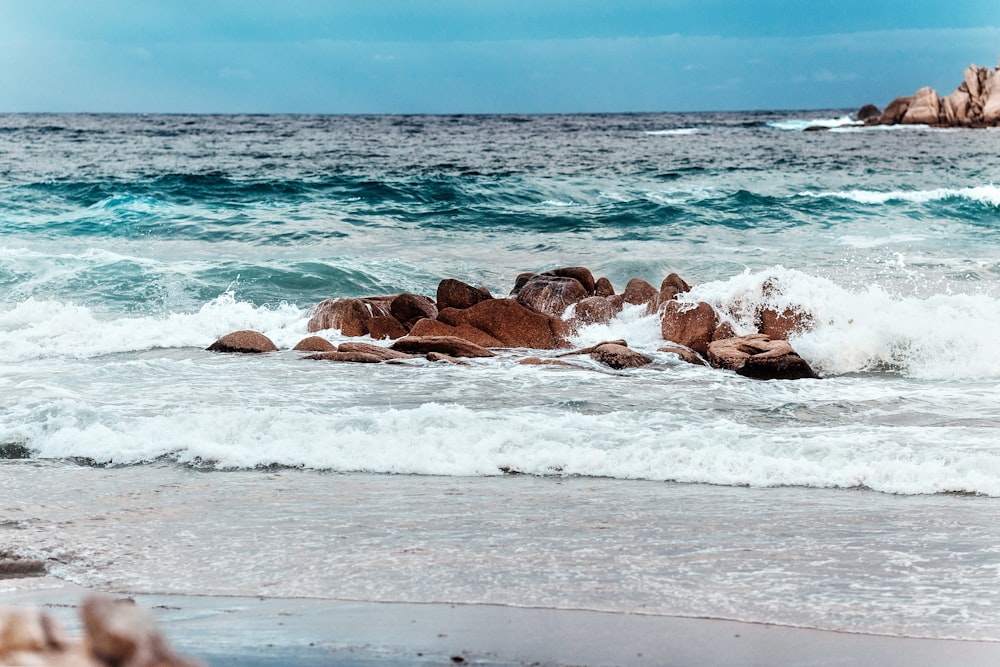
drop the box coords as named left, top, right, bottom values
left=1, top=1, right=999, bottom=113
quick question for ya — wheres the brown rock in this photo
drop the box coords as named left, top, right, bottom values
left=707, top=334, right=819, bottom=380
left=622, top=278, right=658, bottom=307
left=292, top=336, right=337, bottom=352
left=338, top=342, right=414, bottom=360
left=425, top=352, right=468, bottom=365
left=546, top=266, right=596, bottom=294
left=856, top=103, right=881, bottom=122
left=519, top=357, right=575, bottom=367
left=940, top=88, right=971, bottom=125
left=305, top=351, right=384, bottom=363
left=983, top=69, right=1000, bottom=124
left=509, top=272, right=537, bottom=296
left=594, top=277, right=615, bottom=297
left=206, top=330, right=278, bottom=353
left=438, top=299, right=565, bottom=349
left=408, top=319, right=504, bottom=347
left=758, top=307, right=811, bottom=340
left=0, top=608, right=66, bottom=655
left=660, top=301, right=719, bottom=356
left=659, top=272, right=691, bottom=302
left=590, top=343, right=652, bottom=369
left=307, top=298, right=392, bottom=336
left=367, top=315, right=408, bottom=340
left=390, top=293, right=438, bottom=324
left=902, top=86, right=940, bottom=125
left=557, top=339, right=629, bottom=357
left=515, top=274, right=588, bottom=318
left=712, top=321, right=737, bottom=341
left=658, top=345, right=708, bottom=366
left=571, top=296, right=617, bottom=325
left=436, top=279, right=492, bottom=310
left=878, top=96, right=912, bottom=125
left=390, top=335, right=495, bottom=358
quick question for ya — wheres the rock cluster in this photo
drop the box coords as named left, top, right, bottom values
left=0, top=596, right=199, bottom=667
left=861, top=60, right=1000, bottom=127
left=206, top=266, right=820, bottom=380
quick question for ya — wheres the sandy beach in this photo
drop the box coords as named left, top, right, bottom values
left=3, top=577, right=999, bottom=666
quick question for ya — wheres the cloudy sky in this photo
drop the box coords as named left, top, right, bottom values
left=1, top=1, right=999, bottom=114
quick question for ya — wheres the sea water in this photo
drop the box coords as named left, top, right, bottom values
left=2, top=112, right=1000, bottom=641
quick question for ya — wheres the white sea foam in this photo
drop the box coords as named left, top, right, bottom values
left=767, top=116, right=860, bottom=131
left=800, top=184, right=1000, bottom=207
left=644, top=128, right=699, bottom=136
left=0, top=292, right=308, bottom=362
left=687, top=266, right=1000, bottom=379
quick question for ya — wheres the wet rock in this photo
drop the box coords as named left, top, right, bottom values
left=758, top=307, right=811, bottom=340
left=304, top=351, right=384, bottom=363
left=390, top=335, right=495, bottom=358
left=546, top=266, right=596, bottom=295
left=509, top=273, right=537, bottom=296
left=389, top=293, right=438, bottom=325
left=621, top=278, right=658, bottom=307
left=425, top=352, right=468, bottom=365
left=408, top=319, right=504, bottom=348
left=589, top=343, right=652, bottom=369
left=877, top=96, right=912, bottom=125
left=659, top=273, right=691, bottom=301
left=594, top=277, right=615, bottom=297
left=570, top=296, right=617, bottom=325
left=514, top=274, right=588, bottom=318
left=557, top=340, right=629, bottom=357
left=307, top=298, right=392, bottom=336
left=438, top=299, right=565, bottom=349
left=292, top=336, right=337, bottom=352
left=367, top=315, right=408, bottom=340
left=436, top=279, right=492, bottom=311
left=658, top=345, right=708, bottom=366
left=338, top=342, right=415, bottom=361
left=856, top=103, right=881, bottom=122
left=519, top=357, right=575, bottom=367
left=707, top=334, right=819, bottom=380
left=712, top=321, right=738, bottom=341
left=660, top=301, right=719, bottom=356
left=206, top=330, right=278, bottom=354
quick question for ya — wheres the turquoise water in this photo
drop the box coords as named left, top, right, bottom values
left=2, top=112, right=1000, bottom=641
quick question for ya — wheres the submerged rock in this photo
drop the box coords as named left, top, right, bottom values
left=390, top=335, right=495, bottom=358
left=589, top=343, right=652, bottom=370
left=707, top=334, right=819, bottom=380
left=292, top=336, right=337, bottom=352
left=206, top=330, right=278, bottom=354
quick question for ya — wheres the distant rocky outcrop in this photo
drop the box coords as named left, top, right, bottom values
left=860, top=60, right=1000, bottom=127
left=207, top=265, right=821, bottom=381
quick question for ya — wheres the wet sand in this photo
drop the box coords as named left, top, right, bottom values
left=3, top=577, right=999, bottom=666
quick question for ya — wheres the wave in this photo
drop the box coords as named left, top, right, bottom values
left=767, top=116, right=860, bottom=131
left=644, top=128, right=699, bottom=136
left=798, top=184, right=1000, bottom=207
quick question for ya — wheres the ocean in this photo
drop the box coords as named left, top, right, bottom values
left=2, top=112, right=1000, bottom=644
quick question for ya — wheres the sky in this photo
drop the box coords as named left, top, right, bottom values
left=1, top=1, right=999, bottom=114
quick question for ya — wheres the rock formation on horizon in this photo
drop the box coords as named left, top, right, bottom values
left=861, top=59, right=1000, bottom=127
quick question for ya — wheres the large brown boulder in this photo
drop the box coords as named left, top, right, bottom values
left=408, top=318, right=504, bottom=347
left=707, top=334, right=819, bottom=380
left=622, top=278, right=658, bottom=307
left=571, top=296, right=617, bottom=325
left=438, top=299, right=565, bottom=349
left=857, top=103, right=881, bottom=122
left=206, top=330, right=278, bottom=353
left=307, top=297, right=392, bottom=336
left=390, top=335, right=495, bottom=358
left=983, top=69, right=1000, bottom=124
left=436, top=279, right=493, bottom=310
left=515, top=274, right=588, bottom=317
left=758, top=307, right=811, bottom=340
left=389, top=293, right=438, bottom=326
left=940, top=87, right=971, bottom=125
left=367, top=316, right=408, bottom=340
left=589, top=343, right=652, bottom=370
left=292, top=336, right=337, bottom=352
left=660, top=301, right=719, bottom=356
left=878, top=96, right=912, bottom=125
left=594, top=277, right=615, bottom=297
left=546, top=266, right=596, bottom=294
left=902, top=86, right=940, bottom=125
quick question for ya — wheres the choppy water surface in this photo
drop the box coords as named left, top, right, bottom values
left=2, top=112, right=1000, bottom=640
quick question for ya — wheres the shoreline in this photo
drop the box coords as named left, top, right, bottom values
left=4, top=578, right=999, bottom=666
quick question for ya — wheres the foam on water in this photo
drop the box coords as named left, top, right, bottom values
left=644, top=128, right=699, bottom=136
left=801, top=184, right=1000, bottom=207
left=766, top=115, right=860, bottom=131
